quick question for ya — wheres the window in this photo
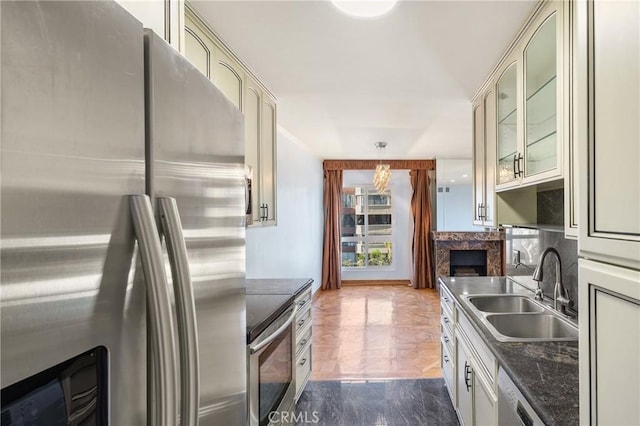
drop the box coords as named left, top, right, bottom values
left=341, top=187, right=393, bottom=268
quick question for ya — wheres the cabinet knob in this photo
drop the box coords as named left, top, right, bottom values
left=298, top=319, right=305, bottom=327
left=299, top=358, right=307, bottom=366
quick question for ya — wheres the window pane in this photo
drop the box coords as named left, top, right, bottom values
left=368, top=214, right=392, bottom=235
left=342, top=188, right=356, bottom=208
left=342, top=242, right=365, bottom=267
left=368, top=242, right=392, bottom=266
left=341, top=214, right=356, bottom=237
left=368, top=192, right=391, bottom=206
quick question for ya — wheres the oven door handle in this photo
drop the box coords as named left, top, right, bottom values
left=249, top=305, right=299, bottom=355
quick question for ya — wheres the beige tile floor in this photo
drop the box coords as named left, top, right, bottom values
left=310, top=285, right=443, bottom=381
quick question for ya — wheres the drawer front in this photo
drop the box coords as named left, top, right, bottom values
left=441, top=318, right=454, bottom=354
left=441, top=306, right=454, bottom=333
left=296, top=325, right=312, bottom=356
left=296, top=306, right=312, bottom=334
left=295, top=288, right=312, bottom=311
left=295, top=344, right=312, bottom=397
left=441, top=341, right=455, bottom=401
left=441, top=287, right=455, bottom=314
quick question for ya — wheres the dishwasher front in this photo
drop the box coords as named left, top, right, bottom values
left=497, top=368, right=545, bottom=426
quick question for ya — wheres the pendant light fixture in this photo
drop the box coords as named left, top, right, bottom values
left=373, top=142, right=391, bottom=193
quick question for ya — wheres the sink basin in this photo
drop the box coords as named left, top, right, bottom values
left=467, top=295, right=545, bottom=313
left=486, top=313, right=578, bottom=341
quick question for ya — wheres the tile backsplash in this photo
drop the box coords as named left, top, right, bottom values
left=505, top=227, right=579, bottom=312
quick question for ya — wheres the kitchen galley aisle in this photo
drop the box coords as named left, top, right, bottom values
left=311, top=285, right=442, bottom=380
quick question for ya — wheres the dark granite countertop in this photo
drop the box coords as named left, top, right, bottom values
left=245, top=278, right=313, bottom=344
left=245, top=278, right=313, bottom=297
left=246, top=293, right=295, bottom=343
left=438, top=276, right=579, bottom=426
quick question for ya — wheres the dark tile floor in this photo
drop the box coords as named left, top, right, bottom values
left=295, top=378, right=459, bottom=426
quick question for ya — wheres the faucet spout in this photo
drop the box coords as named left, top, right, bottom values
left=532, top=247, right=573, bottom=314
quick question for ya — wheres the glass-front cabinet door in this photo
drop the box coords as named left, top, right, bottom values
left=496, top=61, right=519, bottom=186
left=524, top=12, right=559, bottom=177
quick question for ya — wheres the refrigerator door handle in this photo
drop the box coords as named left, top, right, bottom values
left=157, top=197, right=200, bottom=426
left=129, top=195, right=179, bottom=426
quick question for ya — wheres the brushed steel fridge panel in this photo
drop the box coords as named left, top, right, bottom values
left=144, top=30, right=247, bottom=425
left=1, top=2, right=147, bottom=424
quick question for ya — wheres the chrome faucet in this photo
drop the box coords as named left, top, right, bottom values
left=532, top=247, right=574, bottom=315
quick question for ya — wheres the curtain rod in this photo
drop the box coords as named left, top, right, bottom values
left=323, top=159, right=436, bottom=171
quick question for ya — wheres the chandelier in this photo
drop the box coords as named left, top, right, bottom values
left=373, top=142, right=391, bottom=193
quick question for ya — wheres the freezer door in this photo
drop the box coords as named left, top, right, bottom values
left=144, top=30, right=247, bottom=425
left=1, top=1, right=147, bottom=424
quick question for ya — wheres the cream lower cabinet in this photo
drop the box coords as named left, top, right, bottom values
left=441, top=287, right=497, bottom=426
left=579, top=259, right=640, bottom=425
left=294, top=287, right=312, bottom=401
left=455, top=317, right=497, bottom=426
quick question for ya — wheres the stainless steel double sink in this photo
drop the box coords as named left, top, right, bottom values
left=462, top=294, right=578, bottom=342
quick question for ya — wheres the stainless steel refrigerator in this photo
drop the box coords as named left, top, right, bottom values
left=1, top=2, right=246, bottom=425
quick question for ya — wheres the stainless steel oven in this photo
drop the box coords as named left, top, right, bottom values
left=248, top=304, right=298, bottom=426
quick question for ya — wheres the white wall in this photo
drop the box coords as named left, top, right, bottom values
left=246, top=128, right=324, bottom=293
left=341, top=170, right=413, bottom=281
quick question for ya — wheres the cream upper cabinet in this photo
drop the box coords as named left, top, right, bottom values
left=576, top=0, right=640, bottom=268
left=214, top=50, right=244, bottom=111
left=472, top=87, right=496, bottom=227
left=260, top=96, right=277, bottom=225
left=183, top=5, right=278, bottom=226
left=244, top=75, right=277, bottom=225
left=495, top=1, right=565, bottom=191
left=472, top=99, right=485, bottom=226
left=184, top=21, right=212, bottom=78
left=483, top=87, right=497, bottom=227
left=524, top=12, right=560, bottom=178
left=184, top=13, right=244, bottom=110
left=244, top=77, right=261, bottom=224
left=496, top=59, right=520, bottom=188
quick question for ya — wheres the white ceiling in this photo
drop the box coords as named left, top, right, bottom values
left=190, top=0, right=537, bottom=160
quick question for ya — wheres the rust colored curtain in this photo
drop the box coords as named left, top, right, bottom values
left=410, top=170, right=434, bottom=289
left=321, top=170, right=343, bottom=290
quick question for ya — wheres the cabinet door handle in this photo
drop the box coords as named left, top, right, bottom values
left=444, top=336, right=450, bottom=343
left=299, top=358, right=308, bottom=366
left=516, top=153, right=524, bottom=177
left=299, top=300, right=307, bottom=307
left=264, top=203, right=269, bottom=220
left=464, top=362, right=473, bottom=392
left=444, top=297, right=449, bottom=303
left=443, top=317, right=449, bottom=324
left=444, top=355, right=450, bottom=363
left=298, top=319, right=305, bottom=327
left=300, top=338, right=308, bottom=346
left=513, top=154, right=518, bottom=179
